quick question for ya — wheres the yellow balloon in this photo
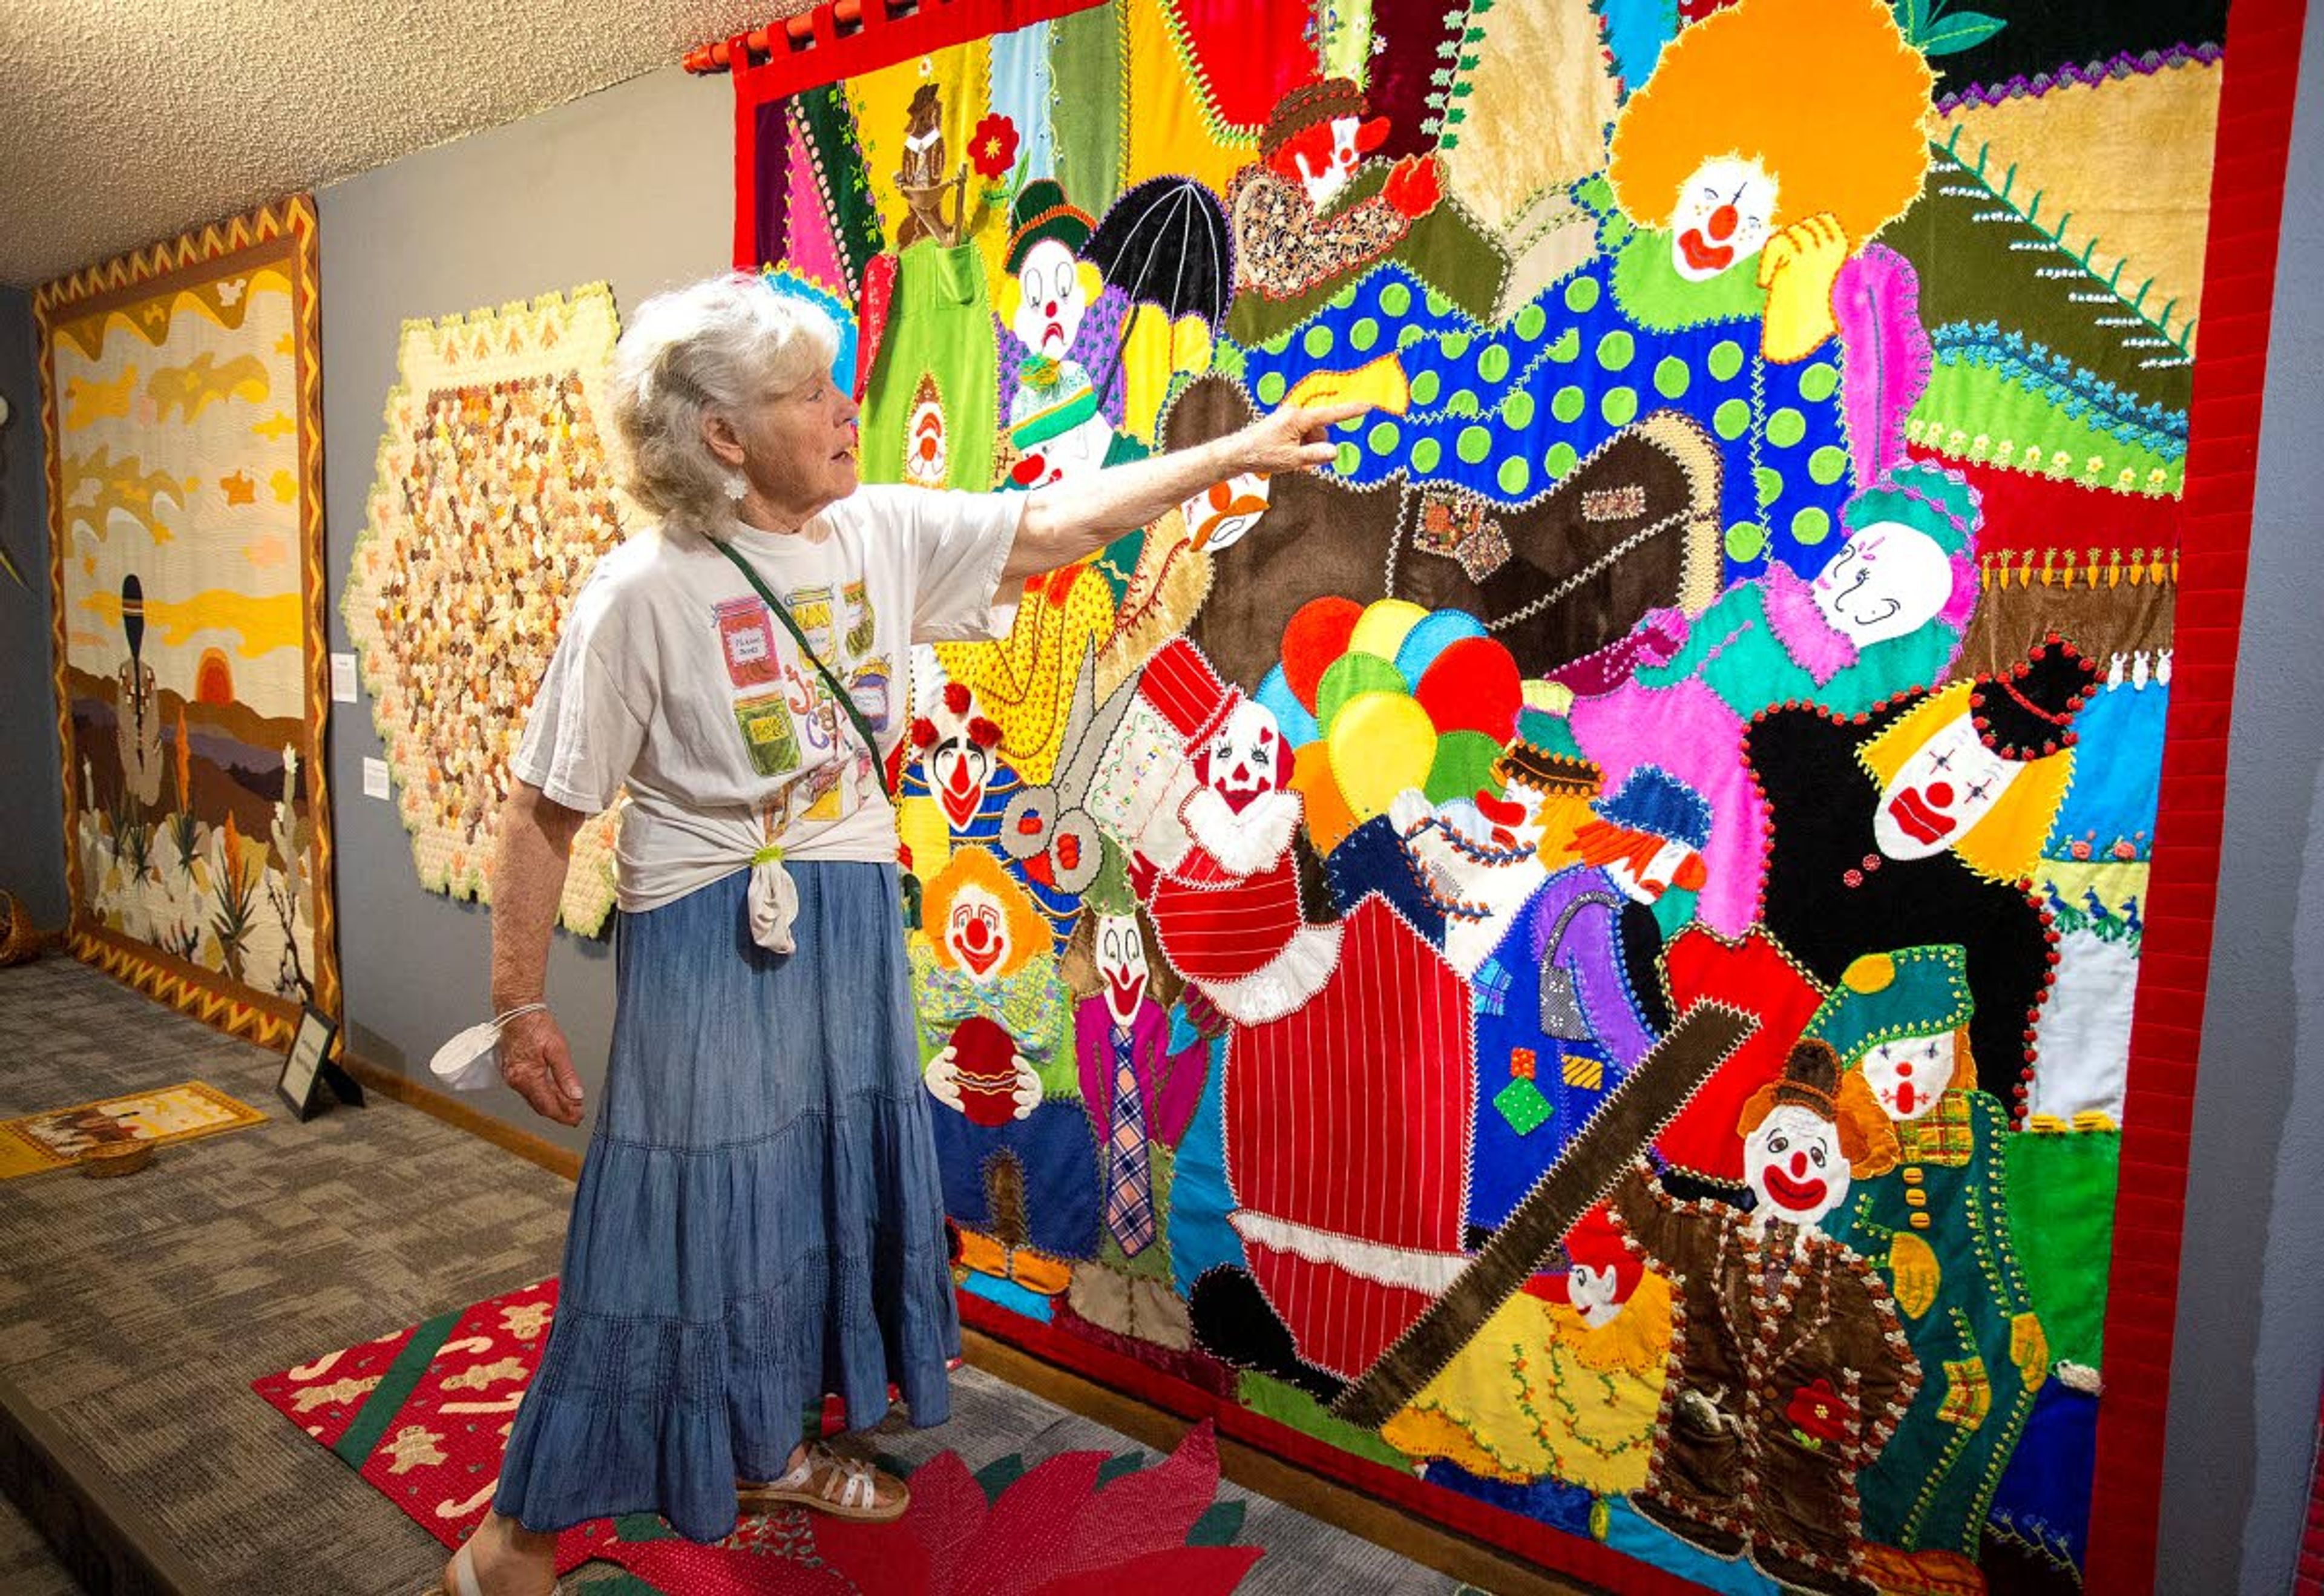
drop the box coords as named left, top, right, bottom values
left=1347, top=599, right=1431, bottom=662
left=1328, top=691, right=1439, bottom=821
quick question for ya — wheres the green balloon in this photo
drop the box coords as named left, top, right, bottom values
left=1316, top=653, right=1410, bottom=735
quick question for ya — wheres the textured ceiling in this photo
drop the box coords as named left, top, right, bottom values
left=0, top=1, right=814, bottom=287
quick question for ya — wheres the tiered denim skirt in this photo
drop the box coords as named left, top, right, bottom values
left=494, top=862, right=960, bottom=1542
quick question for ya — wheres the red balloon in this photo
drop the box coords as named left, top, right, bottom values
left=1280, top=596, right=1364, bottom=714
left=1415, top=636, right=1523, bottom=741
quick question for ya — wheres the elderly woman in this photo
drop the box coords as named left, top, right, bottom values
left=431, top=272, right=1355, bottom=1596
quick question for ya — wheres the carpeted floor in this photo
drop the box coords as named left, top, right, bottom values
left=0, top=956, right=1499, bottom=1595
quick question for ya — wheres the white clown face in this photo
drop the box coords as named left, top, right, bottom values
left=1012, top=239, right=1087, bottom=359
left=1291, top=114, right=1370, bottom=209
left=928, top=734, right=994, bottom=831
left=1744, top=1104, right=1851, bottom=1229
left=1097, top=913, right=1149, bottom=1027
left=1201, top=700, right=1287, bottom=816
left=947, top=883, right=1010, bottom=981
left=1813, top=521, right=1954, bottom=648
left=1567, top=1261, right=1621, bottom=1327
left=1859, top=1030, right=1956, bottom=1121
left=1873, top=714, right=2023, bottom=862
left=1181, top=473, right=1272, bottom=552
left=1668, top=156, right=1778, bottom=283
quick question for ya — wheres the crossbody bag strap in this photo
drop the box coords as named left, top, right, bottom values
left=710, top=538, right=894, bottom=801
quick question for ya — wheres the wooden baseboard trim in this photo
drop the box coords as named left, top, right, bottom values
left=339, top=1052, right=582, bottom=1181
left=0, top=1368, right=211, bottom=1595
left=959, top=1328, right=1596, bottom=1596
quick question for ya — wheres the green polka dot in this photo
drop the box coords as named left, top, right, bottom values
left=1552, top=386, right=1586, bottom=424
left=1754, top=465, right=1784, bottom=508
left=1798, top=362, right=1840, bottom=404
left=1514, top=304, right=1548, bottom=341
left=1425, top=287, right=1454, bottom=317
left=1500, top=391, right=1535, bottom=429
left=1457, top=425, right=1493, bottom=465
left=1601, top=386, right=1638, bottom=427
left=1378, top=281, right=1412, bottom=318
left=1564, top=275, right=1601, bottom=314
left=1261, top=333, right=1290, bottom=356
left=1478, top=344, right=1511, bottom=384
left=1350, top=317, right=1380, bottom=353
left=1411, top=437, right=1442, bottom=473
left=1596, top=330, right=1635, bottom=372
left=1334, top=441, right=1361, bottom=473
left=1654, top=356, right=1692, bottom=399
left=1549, top=329, right=1581, bottom=363
left=1447, top=390, right=1481, bottom=417
left=1809, top=445, right=1849, bottom=486
left=1302, top=324, right=1336, bottom=360
left=1410, top=369, right=1442, bottom=407
left=1498, top=456, right=1531, bottom=496
left=1544, top=441, right=1579, bottom=479
left=1330, top=282, right=1361, bottom=310
left=1397, top=324, right=1426, bottom=350
left=1442, top=332, right=1472, bottom=360
left=1725, top=522, right=1768, bottom=562
left=1368, top=420, right=1402, bottom=455
left=1767, top=407, right=1807, bottom=448
left=1791, top=507, right=1833, bottom=545
left=1709, top=340, right=1745, bottom=382
left=1256, top=371, right=1287, bottom=406
left=1713, top=398, right=1751, bottom=440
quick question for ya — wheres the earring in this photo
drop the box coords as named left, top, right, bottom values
left=724, top=469, right=749, bottom=503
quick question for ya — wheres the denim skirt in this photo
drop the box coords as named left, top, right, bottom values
left=493, top=862, right=960, bottom=1542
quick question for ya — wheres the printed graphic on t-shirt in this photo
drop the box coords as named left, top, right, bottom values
left=712, top=579, right=894, bottom=823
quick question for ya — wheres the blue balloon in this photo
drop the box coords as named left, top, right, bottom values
left=1254, top=664, right=1320, bottom=747
left=1393, top=609, right=1488, bottom=685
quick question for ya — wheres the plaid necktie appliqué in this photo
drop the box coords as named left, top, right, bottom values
left=1103, top=1025, right=1155, bottom=1255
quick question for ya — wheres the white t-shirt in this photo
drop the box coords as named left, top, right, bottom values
left=511, top=485, right=1024, bottom=912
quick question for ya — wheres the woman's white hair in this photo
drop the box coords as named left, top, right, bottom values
left=608, top=271, right=841, bottom=528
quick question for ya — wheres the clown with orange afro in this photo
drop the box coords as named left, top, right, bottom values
left=1607, top=0, right=1934, bottom=362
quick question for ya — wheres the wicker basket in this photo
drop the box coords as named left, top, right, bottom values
left=77, top=1141, right=155, bottom=1178
left=0, top=892, right=42, bottom=967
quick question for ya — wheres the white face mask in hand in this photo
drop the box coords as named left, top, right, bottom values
left=428, top=1002, right=547, bottom=1092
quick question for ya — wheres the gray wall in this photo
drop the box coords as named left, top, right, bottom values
left=317, top=64, right=730, bottom=1153
left=2161, top=10, right=2324, bottom=1593
left=0, top=284, right=68, bottom=927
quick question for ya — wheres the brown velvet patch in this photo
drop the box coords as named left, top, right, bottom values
left=1956, top=550, right=2175, bottom=676
left=1386, top=410, right=1725, bottom=677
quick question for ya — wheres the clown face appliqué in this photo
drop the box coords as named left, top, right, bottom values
left=1196, top=700, right=1290, bottom=816
left=1011, top=238, right=1086, bottom=360
left=1873, top=714, right=2022, bottom=862
left=1858, top=1031, right=1956, bottom=1121
left=1181, top=473, right=1273, bottom=553
left=1744, top=1104, right=1850, bottom=1229
left=1097, top=913, right=1150, bottom=1027
left=1669, top=155, right=1777, bottom=282
left=1813, top=521, right=1954, bottom=648
left=947, top=882, right=1011, bottom=982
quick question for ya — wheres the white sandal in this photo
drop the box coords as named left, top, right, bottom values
left=737, top=1442, right=911, bottom=1523
left=421, top=1537, right=564, bottom=1596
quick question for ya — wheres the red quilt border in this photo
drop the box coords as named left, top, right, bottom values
left=721, top=0, right=2313, bottom=1585
left=2084, top=0, right=2308, bottom=1588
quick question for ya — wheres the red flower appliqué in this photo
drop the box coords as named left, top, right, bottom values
left=971, top=113, right=1020, bottom=180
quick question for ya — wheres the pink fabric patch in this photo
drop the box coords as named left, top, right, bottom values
left=784, top=105, right=850, bottom=296
left=1761, top=563, right=1856, bottom=686
left=1834, top=246, right=1933, bottom=492
left=1567, top=679, right=1764, bottom=937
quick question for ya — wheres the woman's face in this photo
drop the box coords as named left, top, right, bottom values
left=716, top=368, right=861, bottom=529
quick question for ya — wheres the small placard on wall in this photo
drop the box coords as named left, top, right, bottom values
left=363, top=758, right=390, bottom=800
left=331, top=652, right=359, bottom=703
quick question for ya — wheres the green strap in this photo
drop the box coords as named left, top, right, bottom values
left=710, top=538, right=894, bottom=800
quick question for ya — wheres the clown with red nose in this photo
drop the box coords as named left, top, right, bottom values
left=1132, top=641, right=1341, bottom=1027
left=1606, top=1038, right=1919, bottom=1596
left=1813, top=948, right=2049, bottom=1583
left=1227, top=75, right=1443, bottom=303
